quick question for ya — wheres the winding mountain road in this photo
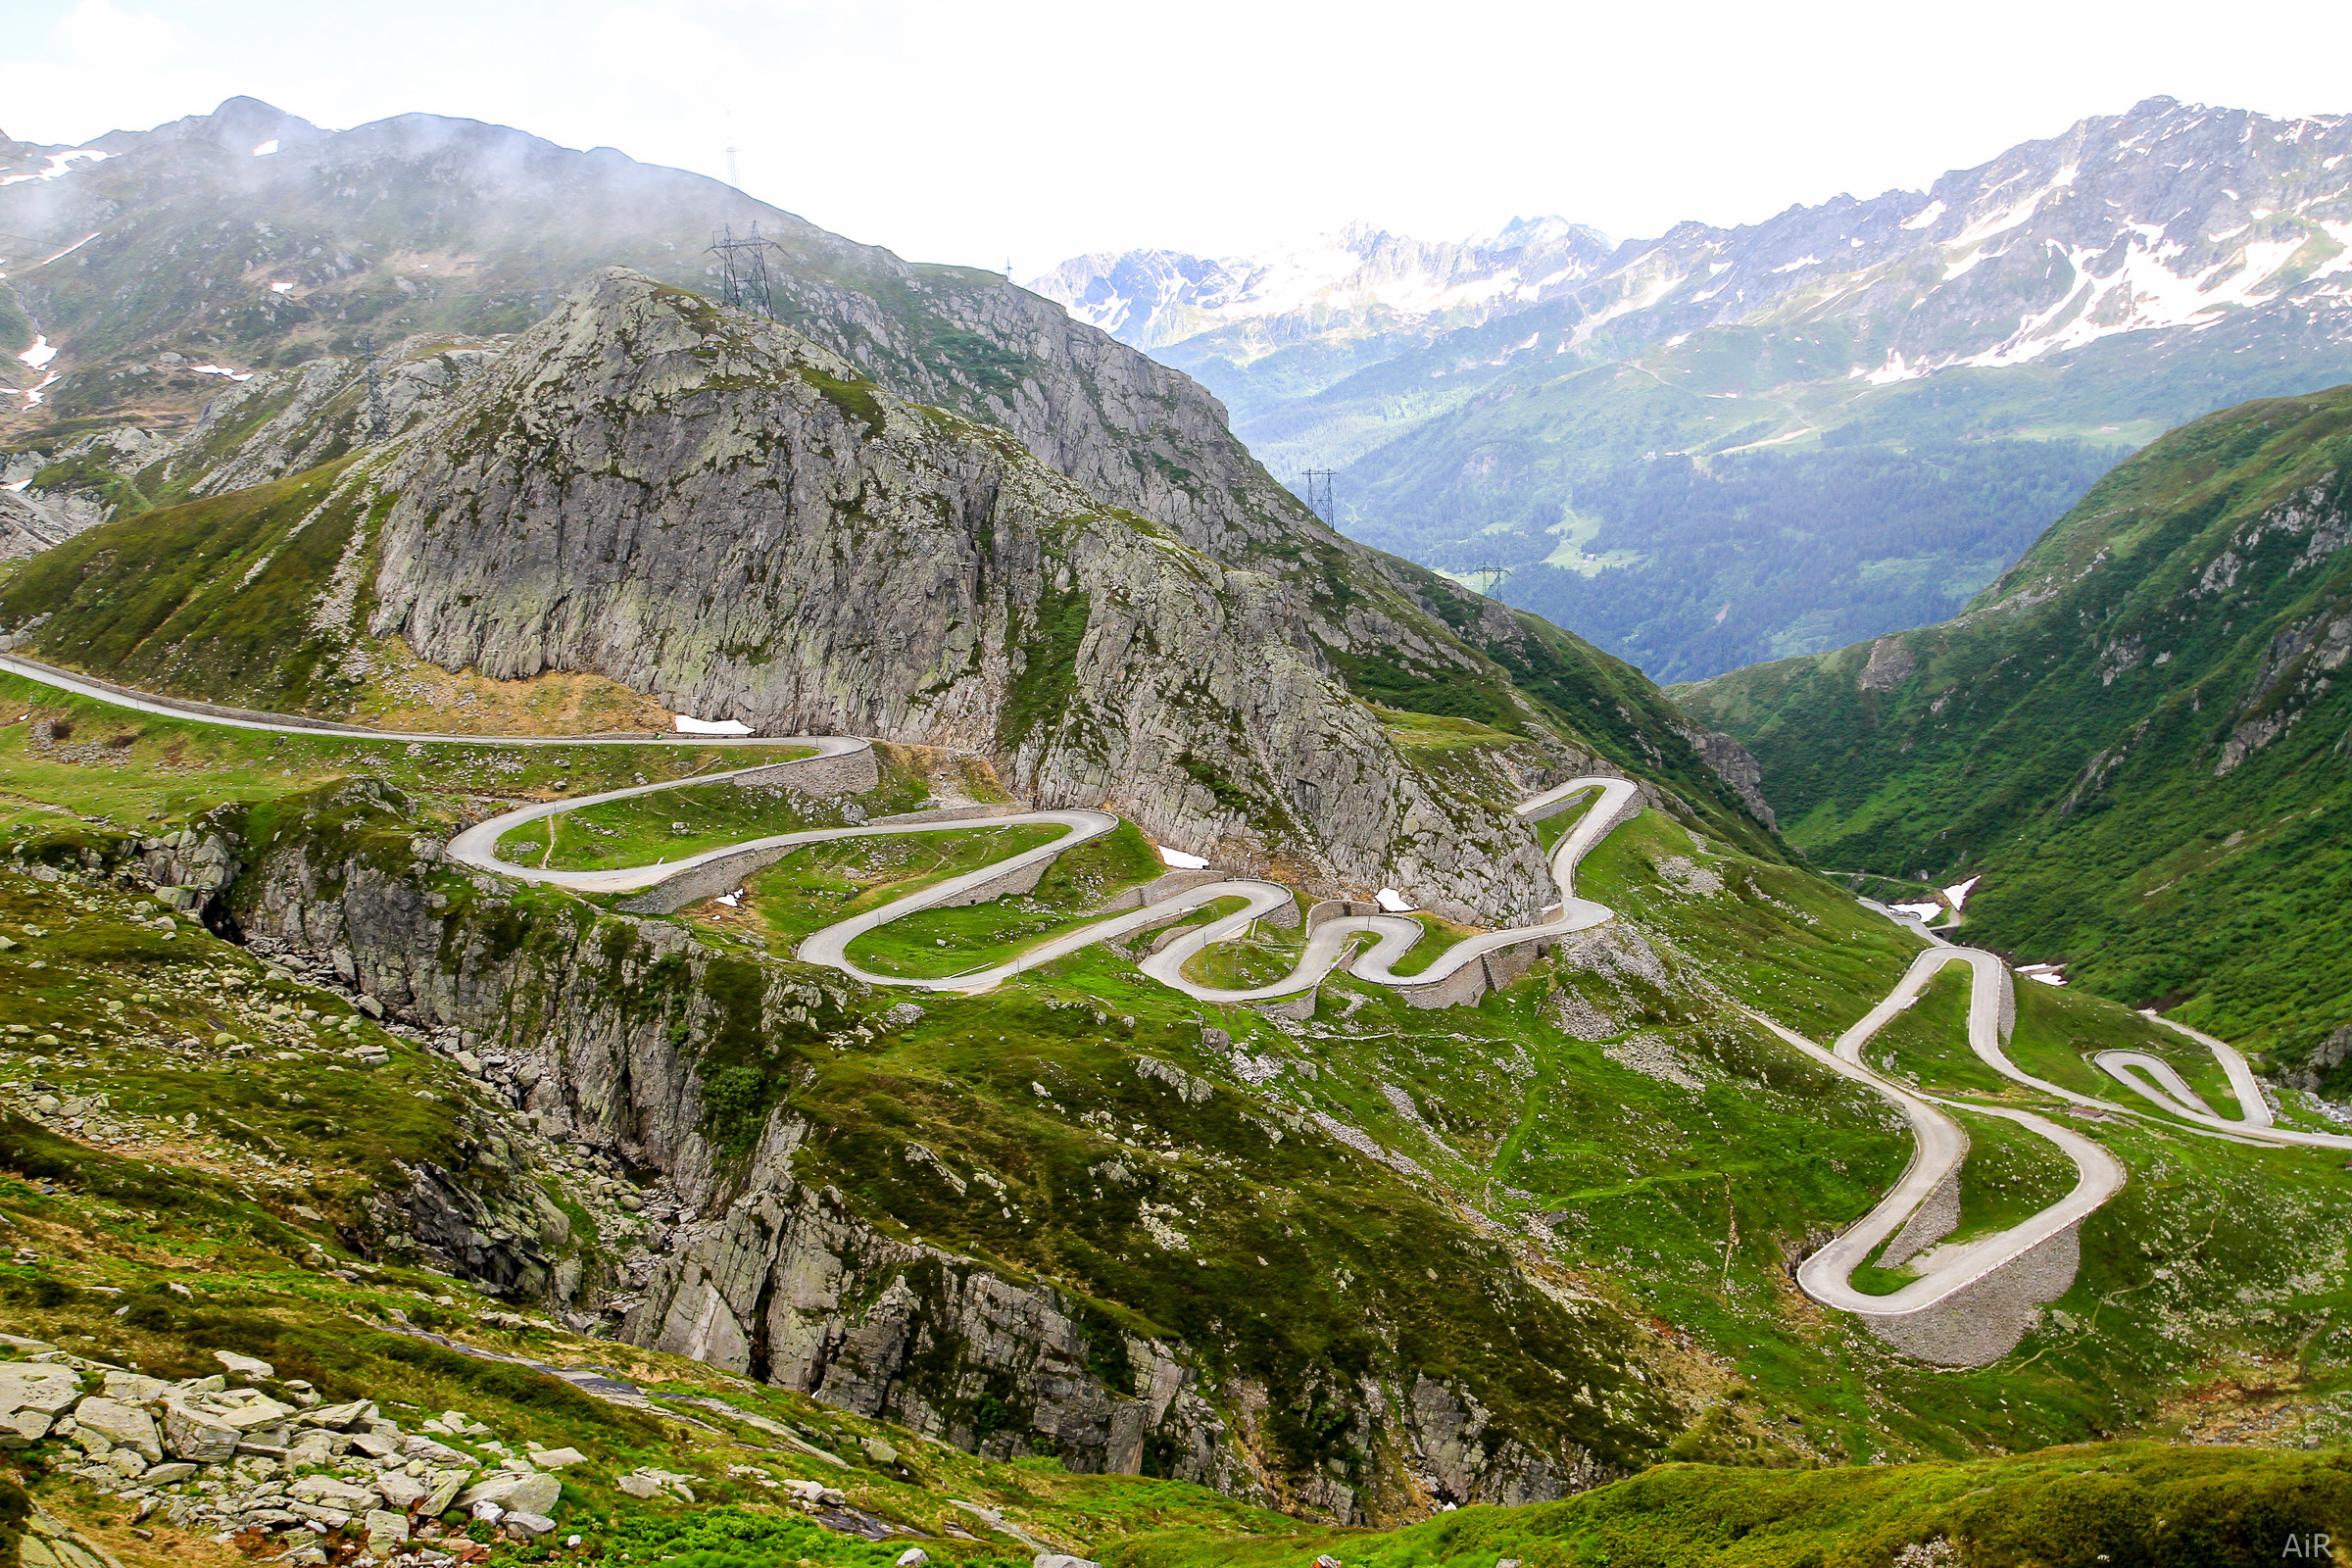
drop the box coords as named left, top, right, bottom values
left=8, top=651, right=2329, bottom=1355
left=1749, top=950, right=2128, bottom=1327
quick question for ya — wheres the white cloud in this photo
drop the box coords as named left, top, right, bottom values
left=5, top=0, right=2349, bottom=281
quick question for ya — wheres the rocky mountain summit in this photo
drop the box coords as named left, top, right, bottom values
left=0, top=95, right=1339, bottom=566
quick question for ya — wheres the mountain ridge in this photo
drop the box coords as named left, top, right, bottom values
left=1037, top=96, right=2352, bottom=682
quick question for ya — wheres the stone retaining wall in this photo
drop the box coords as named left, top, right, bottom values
left=868, top=803, right=1026, bottom=826
left=1095, top=869, right=1237, bottom=915
left=1877, top=1163, right=1963, bottom=1270
left=739, top=747, right=880, bottom=798
left=1854, top=1218, right=2082, bottom=1367
left=931, top=849, right=1054, bottom=909
left=614, top=845, right=800, bottom=915
left=1396, top=937, right=1555, bottom=1010
left=1307, top=898, right=1381, bottom=930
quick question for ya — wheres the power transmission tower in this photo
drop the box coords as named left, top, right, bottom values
left=356, top=332, right=386, bottom=441
left=706, top=222, right=780, bottom=318
left=724, top=144, right=741, bottom=189
left=1467, top=563, right=1511, bottom=597
left=1298, top=467, right=1336, bottom=522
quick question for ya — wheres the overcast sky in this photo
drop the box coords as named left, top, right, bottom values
left=11, top=0, right=2349, bottom=276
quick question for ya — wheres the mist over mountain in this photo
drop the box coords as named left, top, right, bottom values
left=1036, top=97, right=2352, bottom=680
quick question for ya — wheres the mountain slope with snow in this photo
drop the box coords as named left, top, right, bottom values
left=1041, top=99, right=2352, bottom=681
left=1029, top=218, right=1617, bottom=424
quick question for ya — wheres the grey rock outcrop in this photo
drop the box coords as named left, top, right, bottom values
left=626, top=1150, right=1243, bottom=1491
left=0, top=335, right=505, bottom=537
left=2280, top=1024, right=2352, bottom=1096
left=0, top=488, right=81, bottom=562
left=322, top=269, right=1576, bottom=922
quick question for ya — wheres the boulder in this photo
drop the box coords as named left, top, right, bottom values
left=160, top=1401, right=239, bottom=1463
left=362, top=1508, right=410, bottom=1558
left=860, top=1437, right=899, bottom=1466
left=3, top=1409, right=52, bottom=1447
left=529, top=1446, right=587, bottom=1468
left=287, top=1431, right=340, bottom=1465
left=401, top=1434, right=471, bottom=1465
left=373, top=1473, right=429, bottom=1510
left=215, top=1350, right=275, bottom=1381
left=1035, top=1557, right=1103, bottom=1568
left=297, top=1398, right=374, bottom=1430
left=421, top=1468, right=472, bottom=1515
left=220, top=1399, right=297, bottom=1431
left=101, top=1371, right=168, bottom=1404
left=70, top=1397, right=162, bottom=1463
left=0, top=1363, right=82, bottom=1415
left=289, top=1476, right=377, bottom=1506
left=457, top=1470, right=560, bottom=1517
left=503, top=1511, right=557, bottom=1539
left=897, top=1552, right=932, bottom=1567
left=615, top=1474, right=661, bottom=1499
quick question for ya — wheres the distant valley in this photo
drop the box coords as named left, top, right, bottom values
left=1035, top=96, right=2352, bottom=680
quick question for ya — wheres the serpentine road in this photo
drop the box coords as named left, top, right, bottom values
left=452, top=769, right=1640, bottom=1004
left=8, top=652, right=2335, bottom=1347
left=1750, top=949, right=2128, bottom=1324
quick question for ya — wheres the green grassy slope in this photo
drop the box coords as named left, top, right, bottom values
left=1105, top=1444, right=2352, bottom=1567
left=8, top=660, right=2352, bottom=1555
left=1677, top=385, right=2352, bottom=1070
left=0, top=458, right=378, bottom=711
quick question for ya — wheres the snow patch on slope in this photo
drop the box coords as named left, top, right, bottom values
left=0, top=149, right=109, bottom=186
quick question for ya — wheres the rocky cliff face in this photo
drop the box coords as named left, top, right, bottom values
left=351, top=269, right=1572, bottom=918
left=171, top=774, right=1667, bottom=1524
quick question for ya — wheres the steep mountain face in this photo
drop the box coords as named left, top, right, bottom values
left=0, top=269, right=1775, bottom=919
left=1046, top=98, right=2352, bottom=681
left=1677, top=384, right=2352, bottom=1075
